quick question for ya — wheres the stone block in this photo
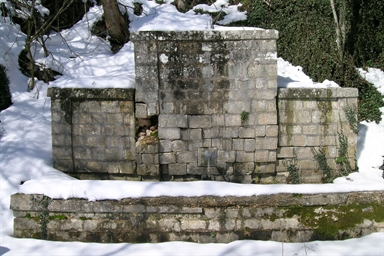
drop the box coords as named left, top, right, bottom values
left=189, top=115, right=212, bottom=128
left=135, top=103, right=148, bottom=118
left=298, top=160, right=317, bottom=170
left=171, top=140, right=187, bottom=151
left=159, top=114, right=188, bottom=128
left=147, top=102, right=159, bottom=116
left=224, top=127, right=239, bottom=138
left=303, top=125, right=318, bottom=135
left=107, top=161, right=136, bottom=174
left=255, top=163, right=276, bottom=174
left=188, top=140, right=204, bottom=150
left=256, top=137, right=278, bottom=150
left=168, top=163, right=187, bottom=175
left=244, top=139, right=256, bottom=152
left=160, top=152, right=176, bottom=164
left=190, top=129, right=203, bottom=140
left=136, top=143, right=158, bottom=154
left=212, top=115, right=225, bottom=126
left=236, top=151, right=255, bottom=162
left=277, top=147, right=294, bottom=158
left=234, top=162, right=255, bottom=175
left=225, top=114, right=242, bottom=127
left=255, top=126, right=266, bottom=136
left=257, top=112, right=277, bottom=125
left=291, top=135, right=307, bottom=147
left=181, top=220, right=207, bottom=230
left=177, top=151, right=196, bottom=163
left=203, top=127, right=221, bottom=139
left=265, top=125, right=278, bottom=137
left=268, top=150, right=277, bottom=162
left=239, top=127, right=255, bottom=138
left=233, top=139, right=244, bottom=151
left=307, top=136, right=320, bottom=146
left=186, top=163, right=205, bottom=175
left=160, top=102, right=176, bottom=114
left=159, top=140, right=172, bottom=152
left=212, top=139, right=232, bottom=151
left=223, top=101, right=250, bottom=114
left=141, top=154, right=159, bottom=164
left=158, top=128, right=181, bottom=140
left=247, top=63, right=263, bottom=78
left=255, top=150, right=269, bottom=162
left=137, top=164, right=159, bottom=176
left=217, top=150, right=236, bottom=163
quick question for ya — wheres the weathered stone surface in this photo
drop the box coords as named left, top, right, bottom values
left=11, top=191, right=384, bottom=243
left=49, top=30, right=358, bottom=184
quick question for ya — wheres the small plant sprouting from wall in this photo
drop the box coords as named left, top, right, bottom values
left=343, top=104, right=359, bottom=134
left=311, top=147, right=333, bottom=183
left=283, top=148, right=300, bottom=184
left=312, top=113, right=358, bottom=183
left=335, top=117, right=355, bottom=177
left=240, top=111, right=249, bottom=124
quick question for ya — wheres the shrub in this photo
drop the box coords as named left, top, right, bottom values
left=0, top=65, right=12, bottom=111
left=230, top=0, right=384, bottom=123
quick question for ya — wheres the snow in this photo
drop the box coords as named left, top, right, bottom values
left=278, top=58, right=340, bottom=88
left=0, top=0, right=383, bottom=255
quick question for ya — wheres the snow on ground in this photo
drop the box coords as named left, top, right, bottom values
left=278, top=58, right=340, bottom=88
left=0, top=0, right=383, bottom=255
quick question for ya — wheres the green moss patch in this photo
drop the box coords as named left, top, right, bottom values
left=283, top=203, right=384, bottom=239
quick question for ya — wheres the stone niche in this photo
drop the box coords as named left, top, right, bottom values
left=48, top=88, right=137, bottom=180
left=48, top=29, right=359, bottom=183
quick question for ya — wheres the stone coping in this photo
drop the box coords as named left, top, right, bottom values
left=47, top=88, right=135, bottom=100
left=11, top=191, right=383, bottom=212
left=278, top=88, right=359, bottom=99
left=131, top=29, right=279, bottom=41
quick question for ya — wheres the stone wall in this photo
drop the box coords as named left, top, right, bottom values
left=132, top=30, right=279, bottom=183
left=48, top=29, right=359, bottom=183
left=11, top=191, right=384, bottom=243
left=48, top=88, right=137, bottom=179
left=277, top=88, right=359, bottom=183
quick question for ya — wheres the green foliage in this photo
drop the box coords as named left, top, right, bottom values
left=311, top=147, right=333, bottom=183
left=234, top=0, right=384, bottom=123
left=284, top=203, right=384, bottom=239
left=0, top=65, right=12, bottom=111
left=358, top=83, right=384, bottom=123
left=350, top=0, right=384, bottom=70
left=283, top=149, right=300, bottom=184
left=343, top=104, right=359, bottom=134
left=336, top=120, right=354, bottom=176
left=240, top=111, right=249, bottom=124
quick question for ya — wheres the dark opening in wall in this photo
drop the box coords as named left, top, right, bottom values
left=136, top=115, right=158, bottom=143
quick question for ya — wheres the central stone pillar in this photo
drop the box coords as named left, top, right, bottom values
left=132, top=29, right=279, bottom=183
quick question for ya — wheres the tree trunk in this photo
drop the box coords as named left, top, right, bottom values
left=100, top=0, right=130, bottom=52
left=330, top=0, right=346, bottom=60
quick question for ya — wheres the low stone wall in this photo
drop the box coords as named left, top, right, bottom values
left=48, top=88, right=137, bottom=180
left=277, top=88, right=359, bottom=183
left=11, top=191, right=384, bottom=243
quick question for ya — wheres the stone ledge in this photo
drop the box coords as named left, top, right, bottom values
left=278, top=88, right=359, bottom=99
left=131, top=29, right=279, bottom=42
left=10, top=191, right=384, bottom=243
left=48, top=88, right=135, bottom=100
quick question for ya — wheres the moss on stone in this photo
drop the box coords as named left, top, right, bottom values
left=282, top=202, right=384, bottom=239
